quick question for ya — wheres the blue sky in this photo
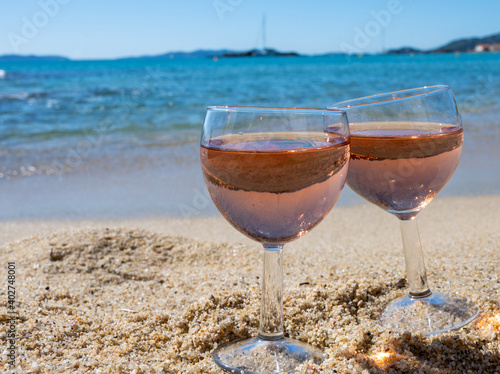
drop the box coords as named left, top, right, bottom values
left=1, top=0, right=500, bottom=59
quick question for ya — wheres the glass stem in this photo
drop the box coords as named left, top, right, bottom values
left=258, top=245, right=284, bottom=340
left=399, top=217, right=432, bottom=298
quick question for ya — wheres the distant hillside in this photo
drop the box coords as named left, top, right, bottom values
left=0, top=54, right=70, bottom=62
left=117, top=49, right=233, bottom=60
left=386, top=47, right=423, bottom=55
left=0, top=49, right=300, bottom=62
left=431, top=32, right=500, bottom=53
left=385, top=31, right=500, bottom=55
left=221, top=48, right=299, bottom=58
left=0, top=50, right=234, bottom=62
left=4, top=31, right=500, bottom=61
left=119, top=48, right=300, bottom=59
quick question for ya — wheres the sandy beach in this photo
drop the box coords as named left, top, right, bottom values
left=0, top=195, right=498, bottom=373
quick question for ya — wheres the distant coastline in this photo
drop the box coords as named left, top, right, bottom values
left=1, top=31, right=499, bottom=62
left=387, top=31, right=500, bottom=55
left=220, top=48, right=299, bottom=58
left=0, top=54, right=70, bottom=62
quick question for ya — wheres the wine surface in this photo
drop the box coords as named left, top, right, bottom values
left=347, top=125, right=463, bottom=218
left=201, top=133, right=349, bottom=243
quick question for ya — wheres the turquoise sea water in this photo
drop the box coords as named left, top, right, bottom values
left=1, top=53, right=499, bottom=219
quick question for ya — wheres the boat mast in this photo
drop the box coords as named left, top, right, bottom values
left=262, top=14, right=266, bottom=52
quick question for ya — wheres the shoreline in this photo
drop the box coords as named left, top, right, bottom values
left=1, top=194, right=499, bottom=246
left=2, top=114, right=499, bottom=222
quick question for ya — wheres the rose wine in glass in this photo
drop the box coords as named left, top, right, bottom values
left=201, top=107, right=349, bottom=372
left=202, top=134, right=349, bottom=243
left=330, top=86, right=479, bottom=336
left=348, top=124, right=463, bottom=218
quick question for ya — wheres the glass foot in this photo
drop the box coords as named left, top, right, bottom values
left=380, top=292, right=480, bottom=336
left=213, top=336, right=327, bottom=373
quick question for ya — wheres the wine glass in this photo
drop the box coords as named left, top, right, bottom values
left=329, top=85, right=479, bottom=336
left=200, top=106, right=350, bottom=373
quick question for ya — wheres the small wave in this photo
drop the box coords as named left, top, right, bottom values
left=92, top=87, right=124, bottom=97
left=1, top=127, right=97, bottom=144
left=0, top=91, right=50, bottom=101
left=0, top=69, right=5, bottom=79
left=29, top=91, right=49, bottom=99
left=90, top=87, right=161, bottom=98
left=0, top=92, right=29, bottom=101
left=46, top=98, right=60, bottom=109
